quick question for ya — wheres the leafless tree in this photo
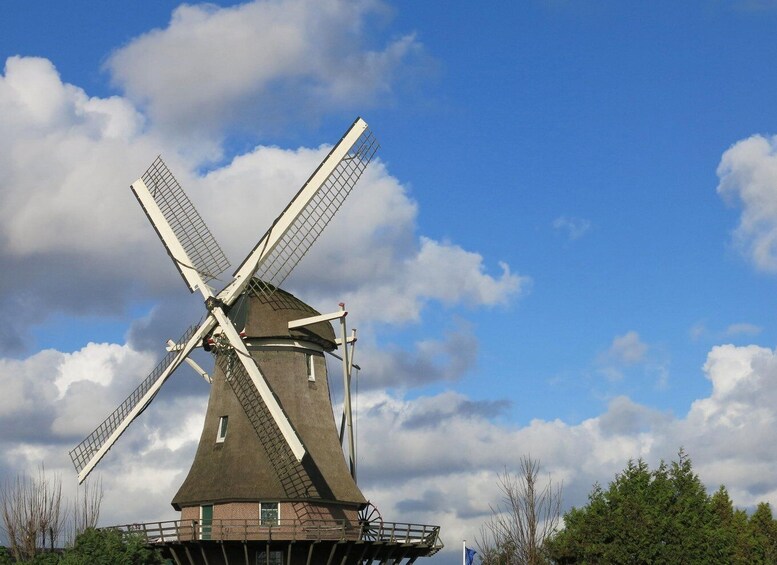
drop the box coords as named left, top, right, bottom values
left=476, top=457, right=563, bottom=565
left=70, top=476, right=103, bottom=543
left=1, top=465, right=66, bottom=560
left=0, top=467, right=105, bottom=559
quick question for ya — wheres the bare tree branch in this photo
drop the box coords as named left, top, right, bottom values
left=476, top=456, right=563, bottom=565
left=71, top=476, right=104, bottom=544
left=1, top=466, right=100, bottom=559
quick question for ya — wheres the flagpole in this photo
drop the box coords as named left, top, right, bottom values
left=462, top=540, right=466, bottom=565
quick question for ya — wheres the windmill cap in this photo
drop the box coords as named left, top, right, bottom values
left=241, top=280, right=337, bottom=350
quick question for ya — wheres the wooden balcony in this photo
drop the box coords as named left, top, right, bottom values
left=106, top=518, right=443, bottom=564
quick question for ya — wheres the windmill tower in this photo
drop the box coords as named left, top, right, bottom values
left=69, top=118, right=442, bottom=565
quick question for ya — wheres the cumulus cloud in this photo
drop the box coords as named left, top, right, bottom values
left=4, top=334, right=777, bottom=563
left=106, top=0, right=428, bottom=145
left=0, top=339, right=208, bottom=527
left=717, top=134, right=777, bottom=272
left=350, top=324, right=480, bottom=389
left=0, top=342, right=157, bottom=444
left=0, top=55, right=185, bottom=354
left=354, top=343, right=777, bottom=561
left=0, top=54, right=522, bottom=359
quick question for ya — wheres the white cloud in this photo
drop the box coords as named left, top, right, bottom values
left=4, top=335, right=777, bottom=563
left=726, top=322, right=762, bottom=336
left=0, top=56, right=149, bottom=258
left=354, top=343, right=777, bottom=561
left=608, top=331, right=648, bottom=364
left=181, top=142, right=526, bottom=326
left=717, top=134, right=777, bottom=272
left=0, top=53, right=521, bottom=357
left=53, top=342, right=152, bottom=399
left=552, top=215, right=591, bottom=241
left=106, top=0, right=427, bottom=145
left=596, top=330, right=650, bottom=380
left=0, top=55, right=185, bottom=355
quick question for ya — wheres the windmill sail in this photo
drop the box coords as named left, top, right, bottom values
left=225, top=118, right=378, bottom=301
left=252, top=123, right=378, bottom=292
left=135, top=157, right=231, bottom=291
left=69, top=323, right=205, bottom=482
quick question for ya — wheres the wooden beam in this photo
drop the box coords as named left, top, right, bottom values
left=183, top=544, right=195, bottom=565
left=338, top=541, right=353, bottom=565
left=168, top=546, right=183, bottom=565
left=305, top=543, right=315, bottom=565
left=325, top=543, right=338, bottom=565
left=356, top=543, right=370, bottom=563
left=199, top=542, right=211, bottom=565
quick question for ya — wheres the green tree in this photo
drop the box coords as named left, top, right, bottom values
left=748, top=502, right=777, bottom=564
left=547, top=450, right=730, bottom=564
left=58, top=528, right=162, bottom=565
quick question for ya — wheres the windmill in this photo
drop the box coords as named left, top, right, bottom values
left=69, top=118, right=442, bottom=564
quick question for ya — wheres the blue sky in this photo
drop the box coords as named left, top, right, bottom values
left=3, top=1, right=777, bottom=563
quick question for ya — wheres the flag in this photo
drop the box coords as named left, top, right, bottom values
left=465, top=546, right=477, bottom=565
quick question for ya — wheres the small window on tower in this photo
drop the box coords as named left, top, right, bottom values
left=260, top=502, right=279, bottom=526
left=216, top=415, right=228, bottom=443
left=306, top=353, right=315, bottom=382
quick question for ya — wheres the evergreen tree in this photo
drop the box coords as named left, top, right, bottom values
left=546, top=450, right=776, bottom=564
left=748, top=502, right=777, bottom=564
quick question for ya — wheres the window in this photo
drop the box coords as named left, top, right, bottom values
left=260, top=502, right=279, bottom=526
left=256, top=550, right=283, bottom=565
left=216, top=416, right=228, bottom=443
left=306, top=353, right=315, bottom=382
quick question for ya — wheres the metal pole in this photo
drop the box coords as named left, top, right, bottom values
left=339, top=303, right=356, bottom=480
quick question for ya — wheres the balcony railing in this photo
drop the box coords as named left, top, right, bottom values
left=109, top=518, right=442, bottom=549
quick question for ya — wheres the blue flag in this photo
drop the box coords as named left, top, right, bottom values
left=465, top=546, right=477, bottom=565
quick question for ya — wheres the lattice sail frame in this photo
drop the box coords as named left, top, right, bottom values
left=141, top=157, right=231, bottom=289
left=69, top=323, right=201, bottom=474
left=251, top=127, right=378, bottom=295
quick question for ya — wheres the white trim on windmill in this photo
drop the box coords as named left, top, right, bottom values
left=166, top=339, right=211, bottom=384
